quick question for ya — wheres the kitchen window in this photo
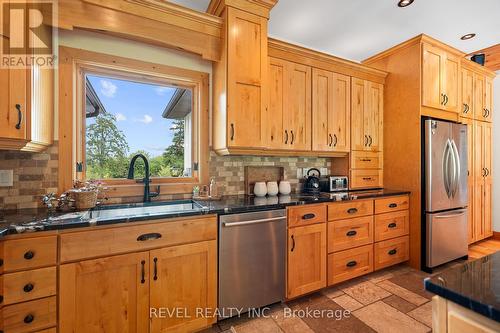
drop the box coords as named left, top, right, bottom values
left=59, top=47, right=209, bottom=196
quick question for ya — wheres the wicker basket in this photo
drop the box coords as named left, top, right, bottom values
left=72, top=190, right=98, bottom=210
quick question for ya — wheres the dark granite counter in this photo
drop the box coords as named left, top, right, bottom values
left=424, top=253, right=500, bottom=322
left=0, top=189, right=409, bottom=237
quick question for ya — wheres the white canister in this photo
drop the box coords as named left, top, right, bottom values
left=253, top=182, right=267, bottom=197
left=266, top=181, right=279, bottom=196
left=279, top=181, right=291, bottom=195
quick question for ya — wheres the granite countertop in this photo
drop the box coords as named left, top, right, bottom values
left=0, top=188, right=409, bottom=237
left=425, top=253, right=500, bottom=322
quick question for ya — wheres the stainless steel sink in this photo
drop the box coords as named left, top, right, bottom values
left=83, top=200, right=208, bottom=221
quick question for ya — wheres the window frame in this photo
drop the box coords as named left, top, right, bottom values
left=58, top=47, right=209, bottom=197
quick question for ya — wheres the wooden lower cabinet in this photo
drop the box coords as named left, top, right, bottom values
left=287, top=223, right=326, bottom=299
left=59, top=252, right=150, bottom=333
left=150, top=241, right=217, bottom=333
left=374, top=235, right=410, bottom=270
left=328, top=244, right=373, bottom=285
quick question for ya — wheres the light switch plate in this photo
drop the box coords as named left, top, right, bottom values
left=0, top=170, right=13, bottom=187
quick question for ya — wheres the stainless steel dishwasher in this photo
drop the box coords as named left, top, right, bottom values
left=218, top=209, right=286, bottom=318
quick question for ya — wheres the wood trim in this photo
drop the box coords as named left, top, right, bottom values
left=461, top=57, right=497, bottom=78
left=207, top=0, right=278, bottom=18
left=467, top=43, right=500, bottom=72
left=58, top=47, right=210, bottom=197
left=268, top=38, right=387, bottom=84
left=214, top=147, right=348, bottom=157
left=57, top=0, right=222, bottom=61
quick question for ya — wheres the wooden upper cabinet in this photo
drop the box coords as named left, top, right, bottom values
left=267, top=57, right=285, bottom=149
left=287, top=223, right=326, bottom=299
left=461, top=67, right=474, bottom=118
left=312, top=69, right=350, bottom=152
left=59, top=252, right=150, bottom=333
left=150, top=241, right=216, bottom=333
left=422, top=43, right=459, bottom=113
left=484, top=76, right=493, bottom=122
left=473, top=73, right=485, bottom=121
left=351, top=78, right=383, bottom=152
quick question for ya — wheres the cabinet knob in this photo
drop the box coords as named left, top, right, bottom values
left=388, top=222, right=397, bottom=229
left=23, top=283, right=34, bottom=293
left=388, top=203, right=398, bottom=208
left=24, top=314, right=34, bottom=324
left=388, top=249, right=397, bottom=256
left=346, top=261, right=357, bottom=267
left=24, top=251, right=35, bottom=260
left=347, top=208, right=358, bottom=214
left=346, top=230, right=357, bottom=237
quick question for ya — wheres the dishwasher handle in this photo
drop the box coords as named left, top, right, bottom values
left=223, top=216, right=285, bottom=227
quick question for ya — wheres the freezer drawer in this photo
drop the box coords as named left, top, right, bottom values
left=426, top=209, right=468, bottom=268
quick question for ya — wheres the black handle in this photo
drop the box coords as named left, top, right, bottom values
left=230, top=123, right=235, bottom=141
left=485, top=109, right=490, bottom=118
left=485, top=168, right=489, bottom=177
left=15, top=104, right=22, bottom=129
left=290, top=235, right=295, bottom=252
left=0, top=295, right=3, bottom=304
left=284, top=130, right=288, bottom=144
left=388, top=222, right=397, bottom=229
left=0, top=258, right=3, bottom=267
left=482, top=168, right=486, bottom=177
left=368, top=135, right=373, bottom=147
left=346, top=230, right=357, bottom=237
left=23, top=283, right=34, bottom=293
left=388, top=249, right=397, bottom=256
left=290, top=130, right=294, bottom=145
left=334, top=134, right=338, bottom=147
left=24, top=251, right=35, bottom=260
left=153, top=257, right=158, bottom=281
left=444, top=94, right=448, bottom=106
left=302, top=213, right=316, bottom=220
left=346, top=261, right=357, bottom=267
left=441, top=93, right=445, bottom=105
left=140, top=260, right=145, bottom=284
left=360, top=158, right=372, bottom=162
left=329, top=134, right=333, bottom=147
left=362, top=177, right=373, bottom=181
left=347, top=208, right=358, bottom=214
left=364, top=135, right=368, bottom=146
left=388, top=203, right=398, bottom=208
left=137, top=233, right=162, bottom=242
left=24, top=314, right=34, bottom=324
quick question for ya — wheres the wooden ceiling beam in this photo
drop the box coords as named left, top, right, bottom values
left=468, top=43, right=500, bottom=72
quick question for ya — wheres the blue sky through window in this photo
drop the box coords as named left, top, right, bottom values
left=86, top=75, right=177, bottom=157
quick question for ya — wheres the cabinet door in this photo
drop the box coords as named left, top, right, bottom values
left=473, top=121, right=486, bottom=241
left=365, top=81, right=383, bottom=152
left=461, top=68, right=474, bottom=119
left=227, top=8, right=267, bottom=149
left=0, top=67, right=28, bottom=140
left=330, top=73, right=351, bottom=152
left=285, top=62, right=311, bottom=151
left=422, top=43, right=445, bottom=110
left=150, top=241, right=217, bottom=333
left=473, top=74, right=485, bottom=121
left=59, top=252, right=149, bottom=333
left=443, top=53, right=460, bottom=112
left=351, top=78, right=366, bottom=151
left=464, top=120, right=475, bottom=243
left=484, top=76, right=493, bottom=122
left=483, top=122, right=492, bottom=238
left=267, top=57, right=286, bottom=149
left=312, top=68, right=332, bottom=151
left=287, top=223, right=326, bottom=299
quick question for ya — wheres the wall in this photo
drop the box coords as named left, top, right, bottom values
left=493, top=74, right=500, bottom=232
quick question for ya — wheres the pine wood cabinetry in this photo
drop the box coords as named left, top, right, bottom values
left=267, top=57, right=311, bottom=151
left=312, top=69, right=351, bottom=152
left=473, top=74, right=493, bottom=122
left=461, top=67, right=474, bottom=119
left=422, top=42, right=460, bottom=113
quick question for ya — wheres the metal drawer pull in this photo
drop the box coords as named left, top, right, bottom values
left=302, top=213, right=316, bottom=220
left=360, top=158, right=372, bottom=162
left=346, top=261, right=357, bottom=267
left=23, top=283, right=34, bottom=293
left=291, top=235, right=295, bottom=252
left=24, top=314, right=34, bottom=324
left=230, top=123, right=235, bottom=140
left=329, top=134, right=333, bottom=147
left=290, top=130, right=294, bottom=145
left=346, top=230, right=357, bottom=237
left=388, top=203, right=398, bottom=208
left=362, top=177, right=373, bottom=181
left=137, top=233, right=162, bottom=241
left=223, top=216, right=285, bottom=227
left=284, top=130, right=288, bottom=144
left=153, top=257, right=158, bottom=281
left=140, top=260, right=145, bottom=284
left=15, top=104, right=22, bottom=129
left=24, top=251, right=35, bottom=260
left=333, top=134, right=338, bottom=147
left=347, top=208, right=358, bottom=214
left=364, top=135, right=368, bottom=146
left=388, top=222, right=397, bottom=228
left=388, top=249, right=397, bottom=256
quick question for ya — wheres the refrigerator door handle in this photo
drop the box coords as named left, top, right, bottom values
left=433, top=210, right=467, bottom=218
left=442, top=140, right=452, bottom=198
left=450, top=139, right=461, bottom=198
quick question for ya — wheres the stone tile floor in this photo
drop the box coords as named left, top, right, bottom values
left=204, top=261, right=468, bottom=333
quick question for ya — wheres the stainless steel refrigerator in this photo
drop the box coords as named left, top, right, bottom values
left=424, top=119, right=468, bottom=269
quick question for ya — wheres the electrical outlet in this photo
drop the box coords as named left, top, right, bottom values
left=0, top=170, right=13, bottom=187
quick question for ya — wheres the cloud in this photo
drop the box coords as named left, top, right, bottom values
left=154, top=86, right=170, bottom=96
left=136, top=114, right=153, bottom=124
left=114, top=113, right=127, bottom=121
left=100, top=80, right=117, bottom=98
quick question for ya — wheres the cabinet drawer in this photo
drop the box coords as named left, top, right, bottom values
left=350, top=170, right=383, bottom=189
left=328, top=200, right=373, bottom=221
left=374, top=236, right=409, bottom=270
left=60, top=215, right=217, bottom=262
left=327, top=216, right=373, bottom=253
left=1, top=267, right=57, bottom=305
left=0, top=296, right=57, bottom=333
left=328, top=244, right=373, bottom=285
left=374, top=210, right=409, bottom=242
left=351, top=151, right=382, bottom=169
left=287, top=204, right=326, bottom=228
left=1, top=236, right=57, bottom=273
left=375, top=195, right=409, bottom=214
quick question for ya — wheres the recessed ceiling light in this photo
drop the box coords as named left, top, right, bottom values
left=398, top=0, right=414, bottom=7
left=460, top=33, right=476, bottom=40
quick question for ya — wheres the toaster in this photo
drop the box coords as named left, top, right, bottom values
left=320, top=176, right=349, bottom=192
